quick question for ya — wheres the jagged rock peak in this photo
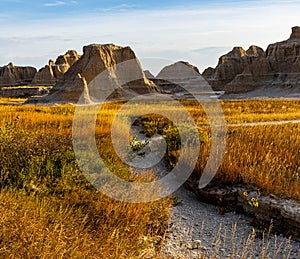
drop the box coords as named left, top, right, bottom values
left=55, top=50, right=80, bottom=66
left=203, top=45, right=266, bottom=91
left=7, top=62, right=14, bottom=68
left=66, top=50, right=79, bottom=57
left=229, top=47, right=247, bottom=57
left=246, top=45, right=265, bottom=56
left=218, top=47, right=247, bottom=65
left=32, top=50, right=80, bottom=86
left=290, top=26, right=300, bottom=40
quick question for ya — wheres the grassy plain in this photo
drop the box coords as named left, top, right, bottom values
left=0, top=103, right=172, bottom=258
left=0, top=98, right=299, bottom=257
left=141, top=99, right=300, bottom=200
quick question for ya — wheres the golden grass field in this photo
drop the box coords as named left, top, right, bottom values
left=141, top=99, right=300, bottom=200
left=0, top=98, right=299, bottom=257
left=0, top=102, right=172, bottom=258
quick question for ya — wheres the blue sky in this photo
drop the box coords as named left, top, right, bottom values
left=1, top=0, right=300, bottom=74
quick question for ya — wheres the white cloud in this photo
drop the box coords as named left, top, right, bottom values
left=1, top=1, right=300, bottom=72
left=43, top=1, right=66, bottom=7
left=98, top=4, right=136, bottom=12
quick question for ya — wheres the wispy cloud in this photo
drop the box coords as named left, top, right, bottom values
left=44, top=1, right=66, bottom=7
left=99, top=4, right=137, bottom=12
left=1, top=0, right=300, bottom=72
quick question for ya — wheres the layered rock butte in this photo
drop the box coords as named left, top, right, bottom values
left=0, top=63, right=37, bottom=87
left=0, top=50, right=80, bottom=88
left=203, top=26, right=300, bottom=94
left=29, top=44, right=159, bottom=103
left=31, top=50, right=81, bottom=86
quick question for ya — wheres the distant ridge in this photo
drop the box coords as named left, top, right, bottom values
left=1, top=26, right=300, bottom=100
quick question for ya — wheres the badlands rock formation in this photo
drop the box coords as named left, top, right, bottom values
left=32, top=50, right=80, bottom=85
left=30, top=44, right=159, bottom=103
left=52, top=50, right=80, bottom=79
left=157, top=61, right=200, bottom=78
left=226, top=26, right=300, bottom=94
left=2, top=26, right=300, bottom=99
left=264, top=26, right=300, bottom=78
left=31, top=60, right=56, bottom=85
left=144, top=70, right=155, bottom=80
left=202, top=46, right=265, bottom=91
left=155, top=61, right=210, bottom=94
left=204, top=26, right=300, bottom=95
left=0, top=63, right=37, bottom=87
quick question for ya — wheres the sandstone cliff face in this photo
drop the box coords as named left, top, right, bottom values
left=266, top=26, right=300, bottom=73
left=31, top=60, right=56, bottom=85
left=225, top=26, right=300, bottom=94
left=203, top=46, right=265, bottom=91
left=32, top=50, right=80, bottom=86
left=203, top=26, right=300, bottom=95
left=52, top=50, right=80, bottom=79
left=0, top=63, right=37, bottom=87
left=32, top=44, right=159, bottom=103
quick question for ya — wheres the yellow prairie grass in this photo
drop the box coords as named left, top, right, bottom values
left=0, top=103, right=172, bottom=258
